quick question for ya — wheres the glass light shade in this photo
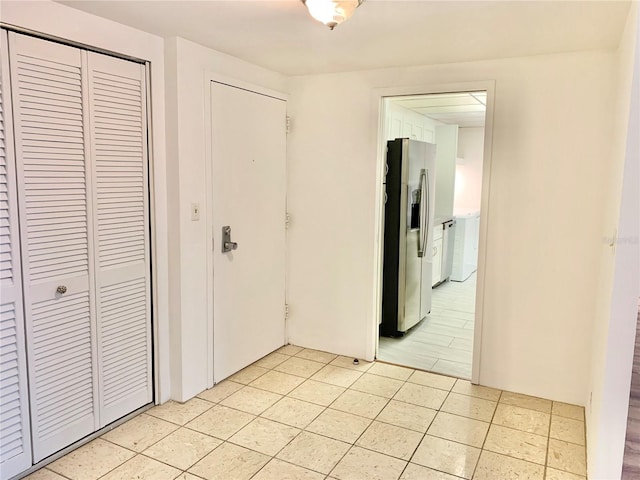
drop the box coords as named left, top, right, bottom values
left=302, top=0, right=363, bottom=30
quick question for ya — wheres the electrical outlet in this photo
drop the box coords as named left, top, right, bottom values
left=191, top=203, right=200, bottom=221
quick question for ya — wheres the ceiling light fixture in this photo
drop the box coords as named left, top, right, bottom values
left=301, top=0, right=364, bottom=30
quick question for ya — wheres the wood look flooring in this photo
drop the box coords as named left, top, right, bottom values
left=622, top=304, right=640, bottom=479
left=378, top=273, right=476, bottom=379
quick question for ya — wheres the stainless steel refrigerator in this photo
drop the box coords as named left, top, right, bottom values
left=381, top=138, right=436, bottom=336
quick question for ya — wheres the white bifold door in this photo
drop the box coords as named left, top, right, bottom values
left=0, top=30, right=152, bottom=476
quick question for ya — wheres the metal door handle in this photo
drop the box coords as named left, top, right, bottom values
left=56, top=285, right=67, bottom=294
left=222, top=226, right=238, bottom=253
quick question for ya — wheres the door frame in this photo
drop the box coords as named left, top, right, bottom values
left=368, top=80, right=496, bottom=384
left=203, top=73, right=289, bottom=387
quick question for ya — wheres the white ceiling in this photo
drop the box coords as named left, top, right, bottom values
left=55, top=0, right=631, bottom=76
left=393, top=92, right=487, bottom=128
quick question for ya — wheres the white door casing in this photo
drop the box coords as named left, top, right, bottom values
left=210, top=81, right=287, bottom=382
left=0, top=30, right=32, bottom=479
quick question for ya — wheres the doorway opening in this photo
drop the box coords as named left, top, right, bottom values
left=376, top=90, right=488, bottom=380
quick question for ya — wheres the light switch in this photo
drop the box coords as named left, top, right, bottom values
left=191, top=203, right=200, bottom=221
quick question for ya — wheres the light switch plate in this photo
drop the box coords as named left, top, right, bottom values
left=191, top=203, right=200, bottom=221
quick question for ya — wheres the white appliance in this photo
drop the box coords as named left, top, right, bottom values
left=380, top=139, right=437, bottom=336
left=451, top=212, right=480, bottom=282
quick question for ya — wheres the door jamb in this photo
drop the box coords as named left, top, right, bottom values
left=203, top=73, right=289, bottom=387
left=369, top=81, right=495, bottom=385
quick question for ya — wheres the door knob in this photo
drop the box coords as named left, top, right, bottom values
left=56, top=285, right=67, bottom=294
left=222, top=226, right=238, bottom=253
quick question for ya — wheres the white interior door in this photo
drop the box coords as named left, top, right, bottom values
left=0, top=30, right=32, bottom=479
left=87, top=52, right=152, bottom=427
left=9, top=33, right=98, bottom=462
left=211, top=81, right=286, bottom=382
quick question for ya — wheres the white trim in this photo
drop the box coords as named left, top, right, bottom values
left=369, top=80, right=495, bottom=385
left=203, top=72, right=289, bottom=388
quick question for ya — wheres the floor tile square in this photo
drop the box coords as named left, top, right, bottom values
left=250, top=370, right=306, bottom=394
left=547, top=438, right=587, bottom=476
left=330, top=356, right=373, bottom=372
left=252, top=458, right=325, bottom=480
left=393, top=383, right=448, bottom=410
left=310, top=365, right=363, bottom=388
left=473, top=450, right=544, bottom=480
left=350, top=372, right=403, bottom=398
left=500, top=391, right=552, bottom=414
left=368, top=362, right=414, bottom=380
left=289, top=379, right=346, bottom=406
left=295, top=348, right=338, bottom=364
left=228, top=365, right=269, bottom=384
left=185, top=405, right=255, bottom=440
left=189, top=442, right=269, bottom=480
left=356, top=421, right=423, bottom=460
left=197, top=380, right=244, bottom=403
left=278, top=344, right=305, bottom=355
left=550, top=415, right=585, bottom=445
left=229, top=417, right=300, bottom=456
left=407, top=370, right=456, bottom=391
left=399, top=463, right=462, bottom=480
left=24, top=469, right=67, bottom=480
left=451, top=379, right=501, bottom=401
left=411, top=435, right=480, bottom=479
left=545, top=467, right=587, bottom=479
left=220, top=386, right=282, bottom=414
left=48, top=438, right=134, bottom=480
left=306, top=408, right=372, bottom=443
left=277, top=431, right=351, bottom=474
left=101, top=413, right=178, bottom=452
left=440, top=392, right=497, bottom=422
left=275, top=356, right=325, bottom=377
left=146, top=397, right=214, bottom=425
left=100, top=454, right=181, bottom=480
left=483, top=424, right=547, bottom=464
left=253, top=352, right=290, bottom=369
left=143, top=427, right=222, bottom=470
left=261, top=396, right=325, bottom=428
left=330, top=446, right=407, bottom=480
left=551, top=402, right=585, bottom=422
left=174, top=474, right=203, bottom=480
left=330, top=389, right=389, bottom=419
left=427, top=411, right=488, bottom=447
left=492, top=403, right=550, bottom=436
left=376, top=399, right=436, bottom=433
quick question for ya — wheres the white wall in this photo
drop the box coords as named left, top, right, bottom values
left=1, top=0, right=171, bottom=402
left=455, top=127, right=485, bottom=215
left=164, top=37, right=288, bottom=401
left=287, top=50, right=617, bottom=405
left=587, top=4, right=639, bottom=479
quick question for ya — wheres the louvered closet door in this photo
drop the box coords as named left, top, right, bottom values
left=87, top=52, right=152, bottom=426
left=0, top=31, right=32, bottom=479
left=8, top=32, right=98, bottom=462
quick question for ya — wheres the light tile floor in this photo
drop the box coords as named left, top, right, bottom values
left=27, top=345, right=587, bottom=480
left=379, top=273, right=477, bottom=378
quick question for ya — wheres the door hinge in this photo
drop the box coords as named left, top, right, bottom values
left=286, top=116, right=291, bottom=135
left=285, top=303, right=290, bottom=320
left=285, top=212, right=291, bottom=229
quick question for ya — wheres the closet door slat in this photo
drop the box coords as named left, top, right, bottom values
left=0, top=30, right=33, bottom=479
left=8, top=32, right=98, bottom=464
left=88, top=53, right=152, bottom=427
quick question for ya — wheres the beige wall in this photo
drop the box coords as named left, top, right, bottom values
left=286, top=50, right=617, bottom=405
left=164, top=37, right=288, bottom=400
left=587, top=4, right=639, bottom=479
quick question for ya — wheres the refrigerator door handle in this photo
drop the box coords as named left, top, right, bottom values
left=418, top=169, right=428, bottom=257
